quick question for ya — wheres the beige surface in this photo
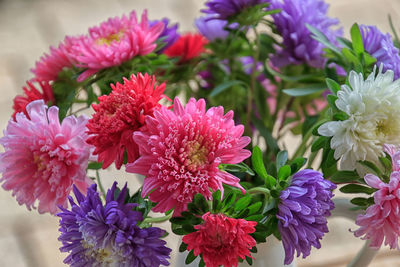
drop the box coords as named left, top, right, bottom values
left=0, top=0, right=399, bottom=266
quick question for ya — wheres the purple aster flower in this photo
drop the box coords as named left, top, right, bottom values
left=57, top=182, right=171, bottom=267
left=202, top=0, right=269, bottom=20
left=195, top=15, right=229, bottom=41
left=360, top=25, right=400, bottom=79
left=150, top=18, right=180, bottom=52
left=277, top=169, right=336, bottom=264
left=271, top=0, right=342, bottom=68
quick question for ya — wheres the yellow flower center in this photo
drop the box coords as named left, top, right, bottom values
left=82, top=240, right=113, bottom=265
left=33, top=154, right=46, bottom=171
left=96, top=31, right=125, bottom=46
left=186, top=140, right=208, bottom=171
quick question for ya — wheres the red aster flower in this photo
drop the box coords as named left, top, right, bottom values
left=164, top=33, right=208, bottom=63
left=86, top=73, right=167, bottom=169
left=183, top=212, right=257, bottom=267
left=12, top=80, right=55, bottom=120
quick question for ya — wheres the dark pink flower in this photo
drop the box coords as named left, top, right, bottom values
left=126, top=98, right=251, bottom=216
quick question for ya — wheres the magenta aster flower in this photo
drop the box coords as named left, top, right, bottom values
left=277, top=169, right=336, bottom=264
left=354, top=145, right=400, bottom=249
left=69, top=10, right=164, bottom=82
left=58, top=182, right=171, bottom=267
left=31, top=36, right=77, bottom=82
left=0, top=100, right=92, bottom=214
left=126, top=98, right=251, bottom=216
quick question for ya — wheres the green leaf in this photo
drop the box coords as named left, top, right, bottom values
left=326, top=94, right=338, bottom=111
left=350, top=197, right=371, bottom=207
left=340, top=184, right=376, bottom=195
left=330, top=170, right=360, bottom=183
left=358, top=160, right=383, bottom=177
left=221, top=191, right=237, bottom=212
left=245, top=256, right=253, bottom=265
left=265, top=64, right=321, bottom=82
left=194, top=194, right=209, bottom=213
left=350, top=23, right=364, bottom=56
left=87, top=162, right=103, bottom=170
left=210, top=80, right=247, bottom=97
left=290, top=158, right=306, bottom=174
left=306, top=24, right=341, bottom=54
left=277, top=165, right=291, bottom=182
left=179, top=242, right=188, bottom=252
left=252, top=117, right=279, bottom=154
left=311, top=136, right=327, bottom=152
left=283, top=84, right=326, bottom=96
left=276, top=150, right=288, bottom=170
left=302, top=115, right=319, bottom=137
left=363, top=52, right=377, bottom=66
left=336, top=37, right=353, bottom=49
left=212, top=190, right=221, bottom=212
left=234, top=195, right=252, bottom=212
left=326, top=78, right=341, bottom=95
left=251, top=146, right=268, bottom=179
left=185, top=250, right=197, bottom=265
left=247, top=202, right=262, bottom=215
left=220, top=162, right=255, bottom=176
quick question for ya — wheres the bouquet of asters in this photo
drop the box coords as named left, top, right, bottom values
left=2, top=0, right=400, bottom=266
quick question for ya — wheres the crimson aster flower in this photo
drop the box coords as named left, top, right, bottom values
left=69, top=10, right=164, bottom=82
left=31, top=36, right=77, bottom=82
left=0, top=100, right=92, bottom=214
left=354, top=145, right=400, bottom=250
left=277, top=169, right=336, bottom=264
left=182, top=212, right=257, bottom=267
left=164, top=33, right=208, bottom=63
left=126, top=98, right=251, bottom=216
left=86, top=73, right=167, bottom=170
left=12, top=80, right=54, bottom=120
left=58, top=182, right=171, bottom=267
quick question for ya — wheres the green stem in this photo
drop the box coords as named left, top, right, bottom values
left=247, top=187, right=270, bottom=196
left=307, top=150, right=319, bottom=168
left=142, top=213, right=173, bottom=224
left=96, top=170, right=106, bottom=198
left=245, top=27, right=261, bottom=137
left=292, top=129, right=313, bottom=159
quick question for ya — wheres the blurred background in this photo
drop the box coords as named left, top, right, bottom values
left=1, top=0, right=400, bottom=266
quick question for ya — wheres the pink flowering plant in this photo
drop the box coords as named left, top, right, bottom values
left=2, top=0, right=400, bottom=266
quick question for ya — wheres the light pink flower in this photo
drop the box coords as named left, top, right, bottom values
left=126, top=98, right=251, bottom=216
left=384, top=144, right=400, bottom=171
left=69, top=10, right=164, bottom=82
left=31, top=36, right=77, bottom=82
left=354, top=171, right=400, bottom=249
left=0, top=100, right=92, bottom=214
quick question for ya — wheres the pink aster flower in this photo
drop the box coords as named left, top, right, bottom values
left=0, top=100, right=92, bottom=214
left=69, top=10, right=164, bottom=82
left=31, top=36, right=77, bottom=82
left=126, top=98, right=251, bottom=216
left=86, top=73, right=167, bottom=170
left=182, top=212, right=257, bottom=267
left=354, top=170, right=400, bottom=249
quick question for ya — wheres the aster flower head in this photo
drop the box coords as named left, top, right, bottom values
left=69, top=10, right=164, bottom=82
left=318, top=67, right=400, bottom=170
left=164, top=33, right=208, bottom=63
left=31, top=36, right=77, bottom=82
left=150, top=18, right=180, bottom=52
left=277, top=169, right=336, bottom=264
left=0, top=100, right=92, bottom=214
left=57, top=182, right=171, bottom=267
left=195, top=15, right=229, bottom=42
left=271, top=0, right=342, bottom=68
left=12, top=80, right=54, bottom=120
left=360, top=25, right=400, bottom=79
left=86, top=73, right=167, bottom=170
left=354, top=169, right=400, bottom=250
left=202, top=0, right=269, bottom=21
left=182, top=212, right=257, bottom=267
left=126, top=98, right=251, bottom=216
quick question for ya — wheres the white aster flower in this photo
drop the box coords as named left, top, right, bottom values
left=318, top=66, right=400, bottom=170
